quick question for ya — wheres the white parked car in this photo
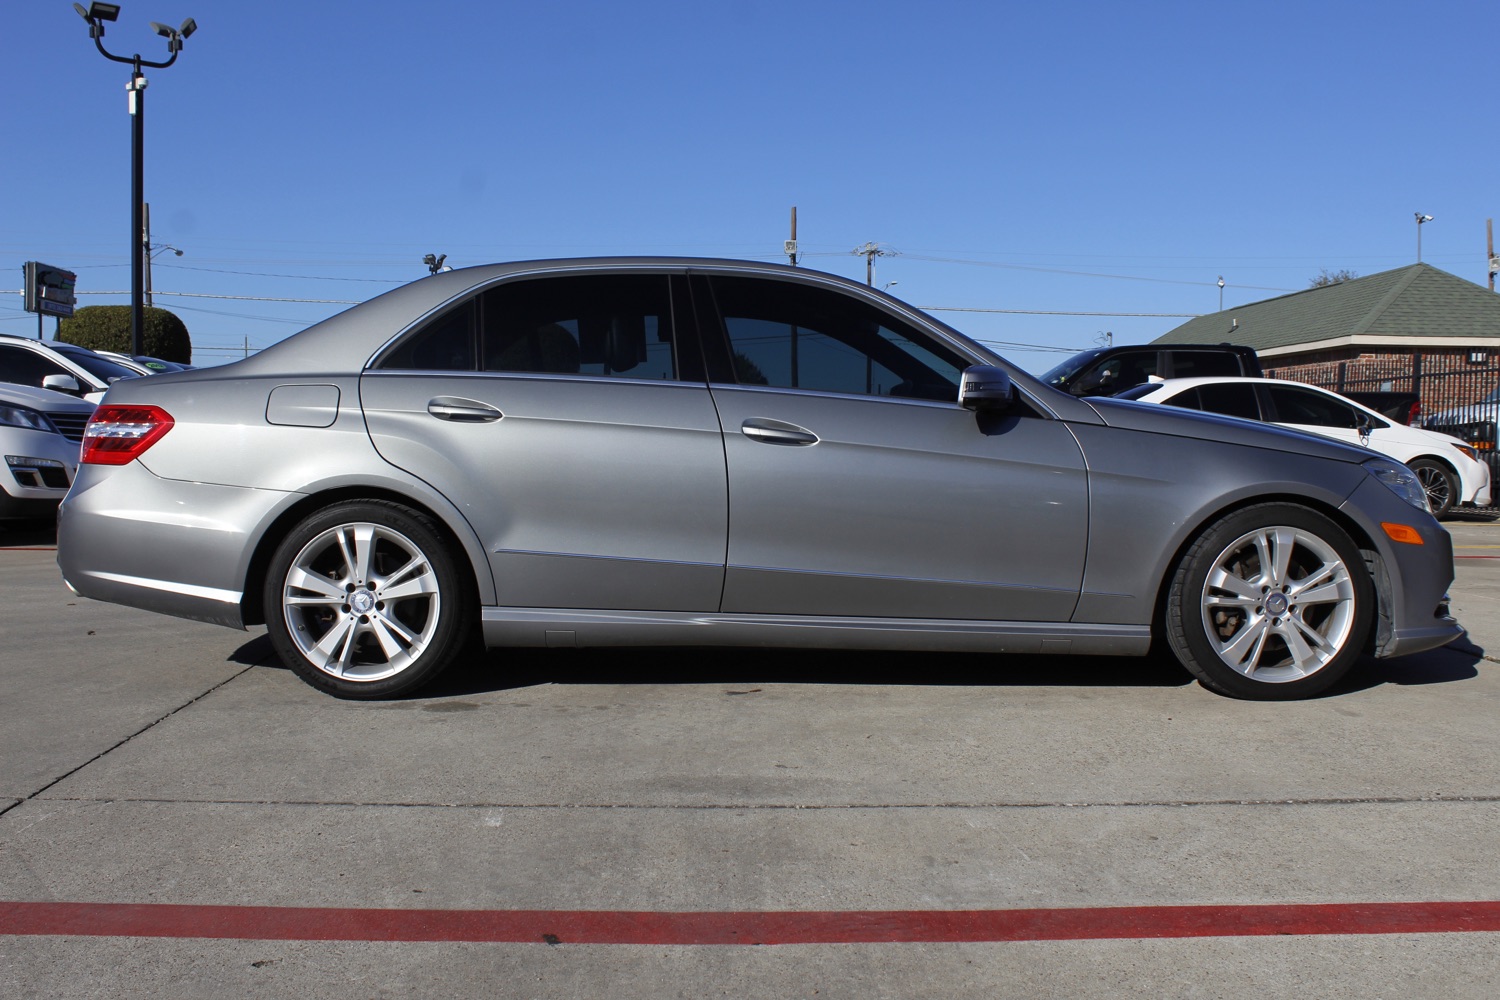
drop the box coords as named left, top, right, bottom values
left=0, top=334, right=144, bottom=403
left=0, top=382, right=94, bottom=520
left=1120, top=376, right=1492, bottom=518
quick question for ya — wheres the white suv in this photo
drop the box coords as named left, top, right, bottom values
left=0, top=334, right=144, bottom=403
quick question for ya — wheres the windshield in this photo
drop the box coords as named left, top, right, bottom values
left=1039, top=348, right=1106, bottom=387
left=51, top=345, right=143, bottom=383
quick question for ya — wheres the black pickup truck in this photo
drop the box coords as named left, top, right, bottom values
left=1043, top=344, right=1425, bottom=426
left=1041, top=344, right=1262, bottom=397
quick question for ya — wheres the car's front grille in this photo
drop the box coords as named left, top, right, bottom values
left=47, top=412, right=90, bottom=443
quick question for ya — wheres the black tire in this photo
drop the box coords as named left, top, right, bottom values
left=1407, top=459, right=1457, bottom=518
left=263, top=500, right=475, bottom=699
left=1164, top=503, right=1373, bottom=700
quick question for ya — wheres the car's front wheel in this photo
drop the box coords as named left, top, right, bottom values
left=1164, top=503, right=1373, bottom=700
left=1407, top=458, right=1456, bottom=518
left=264, top=500, right=475, bottom=698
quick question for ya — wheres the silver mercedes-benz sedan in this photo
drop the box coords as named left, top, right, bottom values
left=57, top=259, right=1460, bottom=700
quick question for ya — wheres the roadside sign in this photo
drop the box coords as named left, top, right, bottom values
left=22, top=261, right=78, bottom=319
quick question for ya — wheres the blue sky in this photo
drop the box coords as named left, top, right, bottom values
left=3, top=1, right=1497, bottom=372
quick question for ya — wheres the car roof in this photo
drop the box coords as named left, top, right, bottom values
left=210, top=257, right=1011, bottom=377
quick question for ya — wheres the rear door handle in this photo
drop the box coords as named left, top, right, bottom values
left=741, top=418, right=819, bottom=446
left=427, top=398, right=502, bottom=423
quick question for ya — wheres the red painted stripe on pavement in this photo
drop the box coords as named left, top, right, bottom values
left=3, top=901, right=1499, bottom=944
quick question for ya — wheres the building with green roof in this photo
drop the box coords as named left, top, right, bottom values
left=1154, top=263, right=1499, bottom=414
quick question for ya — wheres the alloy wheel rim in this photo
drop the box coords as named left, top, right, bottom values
left=1415, top=466, right=1451, bottom=512
left=281, top=521, right=442, bottom=682
left=1198, top=525, right=1357, bottom=683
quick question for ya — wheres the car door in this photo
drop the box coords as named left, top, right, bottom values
left=696, top=273, right=1088, bottom=622
left=360, top=271, right=728, bottom=612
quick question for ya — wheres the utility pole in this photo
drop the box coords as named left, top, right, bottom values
left=785, top=207, right=799, bottom=266
left=853, top=242, right=895, bottom=286
left=1489, top=219, right=1498, bottom=292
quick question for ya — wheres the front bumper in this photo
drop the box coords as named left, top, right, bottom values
left=1341, top=476, right=1463, bottom=659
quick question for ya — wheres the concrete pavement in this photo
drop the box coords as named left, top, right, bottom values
left=1, top=516, right=1497, bottom=998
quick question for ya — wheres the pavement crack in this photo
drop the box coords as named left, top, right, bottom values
left=0, top=664, right=259, bottom=820
left=27, top=794, right=1500, bottom=811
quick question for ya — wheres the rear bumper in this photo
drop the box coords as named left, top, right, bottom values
left=57, top=461, right=296, bottom=629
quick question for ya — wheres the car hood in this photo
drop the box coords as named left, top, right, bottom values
left=1084, top=396, right=1382, bottom=465
left=0, top=381, right=98, bottom=415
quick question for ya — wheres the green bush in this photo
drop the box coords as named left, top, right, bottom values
left=56, top=305, right=192, bottom=363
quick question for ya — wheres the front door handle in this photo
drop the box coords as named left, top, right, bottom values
left=427, top=397, right=502, bottom=422
left=741, top=418, right=819, bottom=446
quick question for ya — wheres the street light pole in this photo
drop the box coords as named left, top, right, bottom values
left=129, top=65, right=146, bottom=346
left=1415, top=213, right=1433, bottom=263
left=73, top=3, right=197, bottom=356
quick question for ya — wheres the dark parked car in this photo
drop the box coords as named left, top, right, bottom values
left=57, top=260, right=1458, bottom=701
left=1041, top=343, right=1262, bottom=397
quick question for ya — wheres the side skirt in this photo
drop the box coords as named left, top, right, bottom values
left=480, top=608, right=1151, bottom=656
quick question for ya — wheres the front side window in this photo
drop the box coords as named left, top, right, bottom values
left=378, top=274, right=677, bottom=381
left=705, top=277, right=964, bottom=401
left=1169, top=383, right=1261, bottom=421
left=0, top=346, right=72, bottom=389
left=1267, top=386, right=1365, bottom=428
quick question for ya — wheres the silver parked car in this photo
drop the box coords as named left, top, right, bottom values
left=1, top=382, right=94, bottom=520
left=57, top=259, right=1461, bottom=700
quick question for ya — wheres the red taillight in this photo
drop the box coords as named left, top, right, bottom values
left=81, top=405, right=176, bottom=466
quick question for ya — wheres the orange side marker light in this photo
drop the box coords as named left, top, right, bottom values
left=1382, top=522, right=1425, bottom=545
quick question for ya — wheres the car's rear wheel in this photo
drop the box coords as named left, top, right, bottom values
left=1165, top=503, right=1372, bottom=700
left=1407, top=459, right=1456, bottom=518
left=264, top=500, right=474, bottom=698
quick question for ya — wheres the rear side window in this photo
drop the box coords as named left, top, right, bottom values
left=378, top=300, right=477, bottom=371
left=1168, top=351, right=1245, bottom=379
left=377, top=274, right=678, bottom=380
left=481, top=275, right=675, bottom=380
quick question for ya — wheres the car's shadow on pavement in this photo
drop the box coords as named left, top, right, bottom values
left=230, top=633, right=1484, bottom=700
left=229, top=633, right=1198, bottom=695
left=0, top=519, right=58, bottom=548
left=1325, top=640, right=1483, bottom=696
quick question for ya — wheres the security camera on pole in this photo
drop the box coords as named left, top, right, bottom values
left=72, top=3, right=197, bottom=356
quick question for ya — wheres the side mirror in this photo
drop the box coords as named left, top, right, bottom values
left=42, top=374, right=82, bottom=395
left=959, top=365, right=1014, bottom=412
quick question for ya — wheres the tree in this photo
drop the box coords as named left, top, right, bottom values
left=56, top=306, right=192, bottom=363
left=1309, top=268, right=1359, bottom=288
